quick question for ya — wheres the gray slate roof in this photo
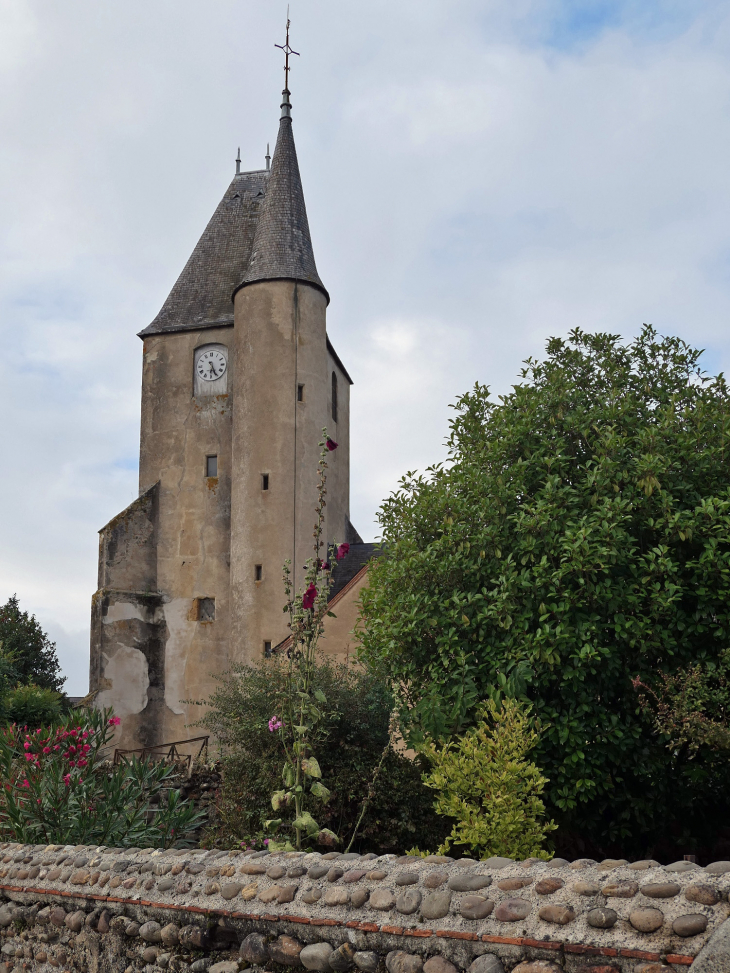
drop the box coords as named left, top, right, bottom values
left=139, top=169, right=269, bottom=337
left=234, top=109, right=328, bottom=302
left=328, top=543, right=381, bottom=602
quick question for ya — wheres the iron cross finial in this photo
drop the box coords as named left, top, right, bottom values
left=275, top=7, right=299, bottom=92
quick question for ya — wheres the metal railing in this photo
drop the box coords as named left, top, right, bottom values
left=113, top=735, right=209, bottom=772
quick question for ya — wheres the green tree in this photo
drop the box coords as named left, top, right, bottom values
left=423, top=698, right=556, bottom=860
left=0, top=596, right=65, bottom=693
left=360, top=326, right=730, bottom=854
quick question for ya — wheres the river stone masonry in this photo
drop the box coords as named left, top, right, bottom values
left=1, top=843, right=730, bottom=973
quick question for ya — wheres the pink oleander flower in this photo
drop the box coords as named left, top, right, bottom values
left=336, top=542, right=350, bottom=561
left=77, top=759, right=88, bottom=768
left=326, top=438, right=338, bottom=451
left=21, top=780, right=29, bottom=789
left=268, top=716, right=283, bottom=732
left=25, top=754, right=33, bottom=762
left=108, top=716, right=121, bottom=726
left=23, top=742, right=31, bottom=750
left=63, top=774, right=71, bottom=787
left=302, top=583, right=317, bottom=609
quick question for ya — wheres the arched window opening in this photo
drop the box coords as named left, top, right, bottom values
left=331, top=371, right=338, bottom=424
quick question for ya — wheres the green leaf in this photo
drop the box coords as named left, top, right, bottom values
left=301, top=757, right=322, bottom=778
left=293, top=811, right=320, bottom=836
left=310, top=781, right=331, bottom=803
left=271, top=789, right=287, bottom=811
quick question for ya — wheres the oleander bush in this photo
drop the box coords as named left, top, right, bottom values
left=0, top=707, right=205, bottom=848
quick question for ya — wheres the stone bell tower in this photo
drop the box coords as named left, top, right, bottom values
left=89, top=80, right=361, bottom=752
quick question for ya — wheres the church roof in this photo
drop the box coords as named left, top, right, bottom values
left=234, top=91, right=328, bottom=303
left=139, top=169, right=269, bottom=337
left=140, top=89, right=328, bottom=338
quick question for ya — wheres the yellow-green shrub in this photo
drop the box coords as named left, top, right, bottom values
left=423, top=698, right=556, bottom=860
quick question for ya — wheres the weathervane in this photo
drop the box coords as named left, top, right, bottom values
left=275, top=7, right=299, bottom=92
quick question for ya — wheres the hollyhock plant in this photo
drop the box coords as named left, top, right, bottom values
left=336, top=543, right=350, bottom=561
left=270, top=431, right=342, bottom=852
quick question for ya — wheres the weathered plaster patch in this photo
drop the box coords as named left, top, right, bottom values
left=96, top=645, right=149, bottom=716
left=163, top=597, right=195, bottom=715
left=103, top=601, right=143, bottom=624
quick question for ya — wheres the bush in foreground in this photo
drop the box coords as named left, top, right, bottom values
left=0, top=708, right=204, bottom=848
left=196, top=659, right=449, bottom=854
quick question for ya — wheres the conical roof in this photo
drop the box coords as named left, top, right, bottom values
left=234, top=91, right=328, bottom=302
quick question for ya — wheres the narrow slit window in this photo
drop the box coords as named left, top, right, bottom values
left=262, top=474, right=269, bottom=491
left=331, top=371, right=338, bottom=423
left=297, top=384, right=304, bottom=402
left=264, top=640, right=272, bottom=657
left=206, top=455, right=218, bottom=477
left=255, top=564, right=263, bottom=582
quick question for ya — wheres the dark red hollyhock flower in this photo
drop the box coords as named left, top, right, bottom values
left=302, top=583, right=317, bottom=609
left=336, top=542, right=350, bottom=561
left=326, top=438, right=338, bottom=451
left=321, top=561, right=331, bottom=571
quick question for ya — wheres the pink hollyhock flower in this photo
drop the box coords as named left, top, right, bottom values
left=268, top=716, right=283, bottom=732
left=302, top=583, right=317, bottom=609
left=336, top=542, right=350, bottom=561
left=326, top=438, right=338, bottom=451
left=108, top=716, right=121, bottom=726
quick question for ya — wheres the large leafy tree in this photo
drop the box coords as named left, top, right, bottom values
left=360, top=327, right=730, bottom=855
left=0, top=596, right=65, bottom=693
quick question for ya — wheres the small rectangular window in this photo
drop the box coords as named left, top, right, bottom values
left=255, top=564, right=263, bottom=582
left=264, top=640, right=272, bottom=657
left=206, top=455, right=218, bottom=477
left=198, top=597, right=215, bottom=621
left=297, top=384, right=304, bottom=402
left=262, top=474, right=269, bottom=491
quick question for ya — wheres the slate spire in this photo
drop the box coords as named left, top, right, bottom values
left=234, top=89, right=328, bottom=302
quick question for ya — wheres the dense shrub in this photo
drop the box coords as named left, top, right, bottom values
left=3, top=684, right=65, bottom=727
left=0, top=708, right=204, bottom=847
left=422, top=698, right=555, bottom=859
left=360, top=327, right=730, bottom=856
left=196, top=659, right=449, bottom=853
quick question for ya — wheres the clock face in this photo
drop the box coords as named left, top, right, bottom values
left=196, top=349, right=227, bottom=382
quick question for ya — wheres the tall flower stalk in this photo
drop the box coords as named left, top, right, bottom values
left=266, top=433, right=349, bottom=851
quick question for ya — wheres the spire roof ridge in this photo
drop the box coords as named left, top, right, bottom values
left=234, top=92, right=328, bottom=303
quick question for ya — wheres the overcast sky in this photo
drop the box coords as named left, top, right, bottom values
left=1, top=0, right=729, bottom=694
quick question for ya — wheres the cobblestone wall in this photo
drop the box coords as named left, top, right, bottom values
left=1, top=842, right=729, bottom=973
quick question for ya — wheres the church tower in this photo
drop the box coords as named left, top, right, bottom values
left=89, top=72, right=361, bottom=752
